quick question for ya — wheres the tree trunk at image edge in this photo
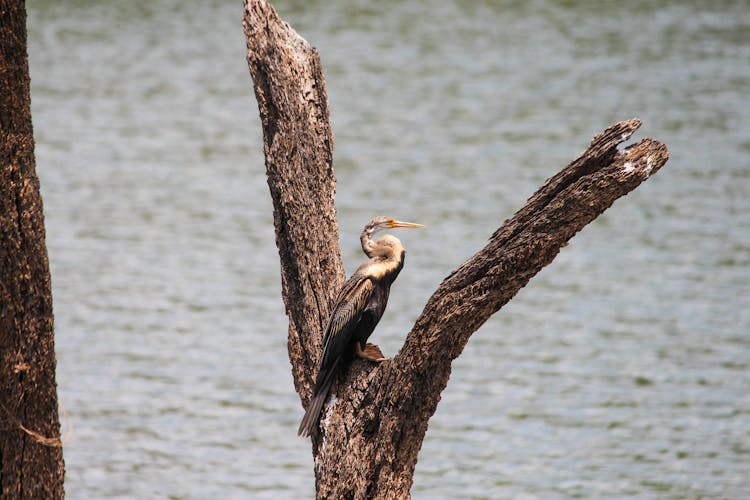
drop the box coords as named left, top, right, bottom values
left=0, top=1, right=66, bottom=498
left=243, top=1, right=669, bottom=497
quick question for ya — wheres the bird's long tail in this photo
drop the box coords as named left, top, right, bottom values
left=297, top=362, right=338, bottom=437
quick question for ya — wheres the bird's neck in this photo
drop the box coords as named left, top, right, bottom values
left=360, top=233, right=375, bottom=258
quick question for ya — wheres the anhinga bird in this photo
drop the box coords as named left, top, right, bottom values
left=298, top=216, right=424, bottom=437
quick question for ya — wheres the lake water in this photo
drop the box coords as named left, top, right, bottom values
left=27, top=0, right=749, bottom=498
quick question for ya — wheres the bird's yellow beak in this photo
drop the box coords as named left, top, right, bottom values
left=387, top=219, right=425, bottom=229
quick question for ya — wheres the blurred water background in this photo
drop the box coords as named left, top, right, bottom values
left=27, top=0, right=749, bottom=498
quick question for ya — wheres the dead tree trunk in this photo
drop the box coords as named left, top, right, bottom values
left=0, top=0, right=66, bottom=498
left=243, top=1, right=669, bottom=497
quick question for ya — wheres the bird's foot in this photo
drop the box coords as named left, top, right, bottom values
left=356, top=342, right=386, bottom=362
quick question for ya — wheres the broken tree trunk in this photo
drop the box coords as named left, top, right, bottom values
left=243, top=1, right=669, bottom=498
left=0, top=0, right=66, bottom=498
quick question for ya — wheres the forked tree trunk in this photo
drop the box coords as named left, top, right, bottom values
left=0, top=0, right=66, bottom=498
left=243, top=1, right=669, bottom=497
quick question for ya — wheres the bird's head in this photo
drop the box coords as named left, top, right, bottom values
left=360, top=216, right=424, bottom=257
left=364, top=216, right=424, bottom=234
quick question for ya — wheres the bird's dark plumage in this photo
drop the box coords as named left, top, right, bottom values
left=298, top=217, right=423, bottom=437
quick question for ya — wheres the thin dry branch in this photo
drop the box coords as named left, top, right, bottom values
left=393, top=119, right=668, bottom=412
left=401, top=119, right=668, bottom=371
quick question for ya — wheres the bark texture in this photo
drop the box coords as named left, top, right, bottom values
left=243, top=1, right=669, bottom=497
left=243, top=0, right=343, bottom=401
left=0, top=0, right=66, bottom=498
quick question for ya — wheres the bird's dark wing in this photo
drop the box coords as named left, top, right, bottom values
left=319, top=274, right=374, bottom=371
left=299, top=275, right=374, bottom=437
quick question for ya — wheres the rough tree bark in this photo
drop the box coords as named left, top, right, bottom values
left=0, top=0, right=66, bottom=498
left=243, top=1, right=669, bottom=498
